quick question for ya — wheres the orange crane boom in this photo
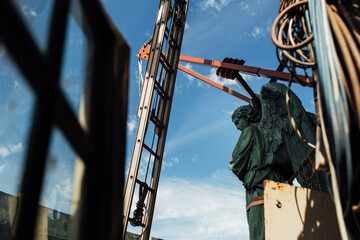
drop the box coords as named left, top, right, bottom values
left=137, top=43, right=313, bottom=104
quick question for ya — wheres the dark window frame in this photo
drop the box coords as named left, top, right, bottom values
left=0, top=0, right=129, bottom=239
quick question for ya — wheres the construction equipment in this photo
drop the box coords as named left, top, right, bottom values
left=124, top=1, right=315, bottom=239
left=127, top=15, right=314, bottom=240
left=122, top=0, right=188, bottom=239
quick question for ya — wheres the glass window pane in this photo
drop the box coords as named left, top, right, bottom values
left=10, top=0, right=55, bottom=51
left=0, top=44, right=35, bottom=196
left=37, top=129, right=76, bottom=239
left=59, top=13, right=88, bottom=114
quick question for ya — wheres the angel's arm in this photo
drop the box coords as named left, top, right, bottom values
left=229, top=127, right=255, bottom=182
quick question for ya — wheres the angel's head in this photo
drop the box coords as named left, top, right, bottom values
left=232, top=105, right=261, bottom=131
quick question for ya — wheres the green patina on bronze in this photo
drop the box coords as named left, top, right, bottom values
left=229, top=83, right=329, bottom=240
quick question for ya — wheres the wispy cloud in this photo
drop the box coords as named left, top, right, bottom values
left=206, top=68, right=237, bottom=86
left=41, top=177, right=73, bottom=217
left=0, top=148, right=10, bottom=158
left=250, top=26, right=265, bottom=40
left=162, top=157, right=179, bottom=169
left=144, top=30, right=152, bottom=38
left=242, top=74, right=257, bottom=82
left=191, top=154, right=199, bottom=163
left=183, top=63, right=195, bottom=82
left=199, top=0, right=235, bottom=12
left=127, top=115, right=138, bottom=136
left=20, top=4, right=38, bottom=18
left=165, top=118, right=228, bottom=153
left=0, top=164, right=6, bottom=174
left=239, top=2, right=249, bottom=10
left=152, top=171, right=249, bottom=240
left=185, top=22, right=190, bottom=30
left=222, top=109, right=234, bottom=116
left=181, top=62, right=256, bottom=92
left=266, top=18, right=273, bottom=32
left=180, top=63, right=207, bottom=89
left=58, top=178, right=73, bottom=200
left=0, top=143, right=23, bottom=158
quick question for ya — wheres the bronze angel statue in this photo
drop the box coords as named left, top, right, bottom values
left=229, top=82, right=329, bottom=240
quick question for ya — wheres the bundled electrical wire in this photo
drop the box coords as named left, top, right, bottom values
left=271, top=0, right=319, bottom=156
left=272, top=0, right=360, bottom=238
left=308, top=0, right=360, bottom=237
left=271, top=0, right=315, bottom=85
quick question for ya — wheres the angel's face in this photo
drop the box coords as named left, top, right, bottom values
left=233, top=117, right=251, bottom=131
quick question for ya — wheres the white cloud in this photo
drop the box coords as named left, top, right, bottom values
left=20, top=4, right=38, bottom=18
left=237, top=1, right=260, bottom=16
left=165, top=118, right=228, bottom=152
left=151, top=171, right=249, bottom=240
left=144, top=30, right=152, bottom=38
left=250, top=26, right=265, bottom=40
left=191, top=154, right=199, bottom=163
left=127, top=115, right=138, bottom=135
left=182, top=63, right=195, bottom=84
left=242, top=74, right=257, bottom=82
left=0, top=143, right=23, bottom=158
left=239, top=2, right=249, bottom=10
left=43, top=177, right=73, bottom=218
left=175, top=81, right=183, bottom=94
left=266, top=18, right=273, bottom=32
left=132, top=153, right=156, bottom=179
left=14, top=81, right=20, bottom=88
left=185, top=22, right=190, bottom=30
left=9, top=143, right=22, bottom=153
left=0, top=164, right=6, bottom=174
left=199, top=0, right=235, bottom=12
left=29, top=10, right=37, bottom=17
left=162, top=157, right=179, bottom=169
left=0, top=147, right=10, bottom=158
left=57, top=178, right=73, bottom=200
left=206, top=68, right=237, bottom=86
left=222, top=109, right=233, bottom=116
left=180, top=63, right=208, bottom=89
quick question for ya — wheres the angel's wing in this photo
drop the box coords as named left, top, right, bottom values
left=259, top=83, right=320, bottom=189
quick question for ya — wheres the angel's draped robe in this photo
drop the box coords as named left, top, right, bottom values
left=229, top=124, right=286, bottom=240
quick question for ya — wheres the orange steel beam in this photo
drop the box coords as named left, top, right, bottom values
left=178, top=64, right=251, bottom=103
left=138, top=44, right=251, bottom=102
left=137, top=44, right=314, bottom=86
left=179, top=56, right=313, bottom=86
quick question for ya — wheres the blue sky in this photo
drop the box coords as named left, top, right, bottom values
left=0, top=0, right=315, bottom=239
left=113, top=0, right=314, bottom=239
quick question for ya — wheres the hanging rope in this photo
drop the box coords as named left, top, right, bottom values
left=138, top=35, right=153, bottom=97
left=138, top=56, right=143, bottom=97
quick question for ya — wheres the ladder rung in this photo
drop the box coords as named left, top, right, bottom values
left=150, top=111, right=165, bottom=129
left=143, top=143, right=160, bottom=160
left=135, top=179, right=154, bottom=193
left=160, top=53, right=172, bottom=70
left=159, top=58, right=170, bottom=73
left=154, top=81, right=170, bottom=100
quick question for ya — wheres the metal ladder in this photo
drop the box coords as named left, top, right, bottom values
left=122, top=0, right=188, bottom=239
